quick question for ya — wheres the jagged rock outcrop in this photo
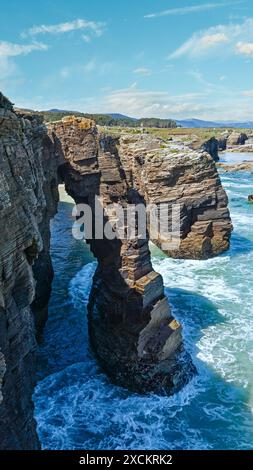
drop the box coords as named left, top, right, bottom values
left=46, top=121, right=232, bottom=391
left=218, top=131, right=229, bottom=151
left=0, top=94, right=58, bottom=449
left=0, top=104, right=232, bottom=448
left=188, top=136, right=219, bottom=162
left=48, top=118, right=194, bottom=393
left=201, top=137, right=219, bottom=162
left=227, top=131, right=248, bottom=147
left=118, top=134, right=232, bottom=259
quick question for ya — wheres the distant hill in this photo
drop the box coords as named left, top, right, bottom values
left=222, top=121, right=253, bottom=128
left=48, top=108, right=73, bottom=113
left=176, top=118, right=253, bottom=129
left=15, top=106, right=253, bottom=129
left=106, top=113, right=137, bottom=121
left=15, top=107, right=177, bottom=128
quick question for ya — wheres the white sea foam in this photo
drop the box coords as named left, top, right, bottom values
left=34, top=169, right=253, bottom=450
left=68, top=261, right=97, bottom=307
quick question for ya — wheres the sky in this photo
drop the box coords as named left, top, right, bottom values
left=1, top=0, right=253, bottom=121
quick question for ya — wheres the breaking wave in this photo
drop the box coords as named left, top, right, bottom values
left=34, top=166, right=253, bottom=450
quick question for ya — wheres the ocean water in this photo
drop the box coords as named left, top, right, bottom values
left=33, top=160, right=253, bottom=450
left=220, top=151, right=253, bottom=164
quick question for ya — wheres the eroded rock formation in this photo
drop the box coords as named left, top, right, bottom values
left=201, top=136, right=219, bottom=162
left=227, top=131, right=248, bottom=147
left=0, top=100, right=232, bottom=448
left=118, top=134, right=232, bottom=259
left=188, top=136, right=219, bottom=161
left=47, top=118, right=193, bottom=393
left=0, top=94, right=58, bottom=449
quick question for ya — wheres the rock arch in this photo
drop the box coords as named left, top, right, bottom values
left=0, top=96, right=232, bottom=448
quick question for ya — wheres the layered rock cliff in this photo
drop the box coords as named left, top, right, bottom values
left=0, top=101, right=232, bottom=448
left=118, top=134, right=232, bottom=259
left=47, top=118, right=193, bottom=393
left=0, top=94, right=58, bottom=449
left=47, top=119, right=232, bottom=392
left=187, top=135, right=219, bottom=162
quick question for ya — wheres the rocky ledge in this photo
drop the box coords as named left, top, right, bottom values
left=225, top=144, right=253, bottom=153
left=217, top=161, right=253, bottom=172
left=0, top=99, right=232, bottom=449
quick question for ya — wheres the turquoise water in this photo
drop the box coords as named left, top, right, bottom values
left=221, top=151, right=253, bottom=163
left=33, top=164, right=253, bottom=450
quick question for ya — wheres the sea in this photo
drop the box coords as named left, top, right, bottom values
left=33, top=151, right=253, bottom=450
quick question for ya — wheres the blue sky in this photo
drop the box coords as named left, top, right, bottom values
left=1, top=0, right=253, bottom=120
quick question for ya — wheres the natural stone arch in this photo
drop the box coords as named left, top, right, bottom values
left=46, top=116, right=232, bottom=392
left=0, top=95, right=232, bottom=448
left=47, top=117, right=192, bottom=393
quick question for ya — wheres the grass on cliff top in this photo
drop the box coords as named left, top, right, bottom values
left=100, top=126, right=252, bottom=141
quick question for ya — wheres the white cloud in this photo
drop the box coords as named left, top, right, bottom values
left=83, top=59, right=113, bottom=75
left=0, top=57, right=17, bottom=79
left=235, top=41, right=253, bottom=57
left=0, top=41, right=48, bottom=80
left=199, top=32, right=229, bottom=47
left=0, top=41, right=48, bottom=57
left=83, top=59, right=96, bottom=73
left=188, top=69, right=216, bottom=90
left=92, top=86, right=253, bottom=121
left=60, top=67, right=71, bottom=78
left=13, top=85, right=253, bottom=121
left=241, top=89, right=253, bottom=97
left=82, top=35, right=92, bottom=43
left=145, top=2, right=243, bottom=19
left=23, top=18, right=105, bottom=39
left=99, top=86, right=208, bottom=118
left=59, top=59, right=114, bottom=80
left=169, top=17, right=253, bottom=59
left=133, top=67, right=151, bottom=76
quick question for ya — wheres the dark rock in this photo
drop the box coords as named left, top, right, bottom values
left=0, top=94, right=58, bottom=449
left=227, top=132, right=248, bottom=146
left=201, top=137, right=219, bottom=162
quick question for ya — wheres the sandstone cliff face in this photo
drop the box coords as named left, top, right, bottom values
left=188, top=136, right=219, bottom=162
left=48, top=118, right=193, bottom=393
left=48, top=119, right=232, bottom=392
left=118, top=134, right=232, bottom=259
left=0, top=94, right=58, bottom=449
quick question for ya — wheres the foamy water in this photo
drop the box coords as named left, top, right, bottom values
left=34, top=162, right=253, bottom=450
